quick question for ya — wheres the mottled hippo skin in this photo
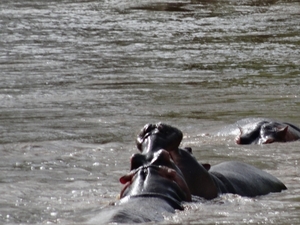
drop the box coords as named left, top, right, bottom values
left=235, top=119, right=300, bottom=144
left=90, top=149, right=191, bottom=224
left=137, top=123, right=287, bottom=200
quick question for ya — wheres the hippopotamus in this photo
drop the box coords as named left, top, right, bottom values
left=234, top=119, right=300, bottom=144
left=136, top=123, right=287, bottom=200
left=89, top=149, right=191, bottom=224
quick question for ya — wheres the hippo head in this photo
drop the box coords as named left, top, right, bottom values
left=119, top=149, right=191, bottom=208
left=136, top=123, right=183, bottom=155
left=136, top=123, right=218, bottom=199
left=258, top=122, right=289, bottom=144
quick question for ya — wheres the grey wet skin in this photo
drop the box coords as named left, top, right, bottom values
left=236, top=120, right=300, bottom=144
left=95, top=123, right=287, bottom=223
left=137, top=123, right=287, bottom=199
left=97, top=148, right=191, bottom=224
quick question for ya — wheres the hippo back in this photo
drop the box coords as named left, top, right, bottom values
left=88, top=197, right=177, bottom=224
left=209, top=161, right=287, bottom=197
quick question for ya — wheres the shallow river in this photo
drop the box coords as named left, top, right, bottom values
left=1, top=0, right=300, bottom=224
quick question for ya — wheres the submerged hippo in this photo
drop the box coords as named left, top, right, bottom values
left=137, top=123, right=287, bottom=199
left=235, top=119, right=300, bottom=144
left=89, top=149, right=191, bottom=224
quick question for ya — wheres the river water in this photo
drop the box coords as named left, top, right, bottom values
left=1, top=0, right=300, bottom=224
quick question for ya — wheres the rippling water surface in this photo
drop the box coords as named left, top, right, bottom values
left=1, top=0, right=300, bottom=224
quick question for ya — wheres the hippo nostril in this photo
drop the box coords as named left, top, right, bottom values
left=156, top=122, right=162, bottom=127
left=262, top=138, right=275, bottom=144
left=156, top=122, right=165, bottom=131
left=235, top=136, right=241, bottom=144
left=158, top=149, right=170, bottom=158
left=150, top=149, right=173, bottom=166
left=136, top=124, right=154, bottom=151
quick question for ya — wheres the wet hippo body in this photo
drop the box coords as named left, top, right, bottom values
left=91, top=197, right=181, bottom=223
left=91, top=122, right=287, bottom=223
left=237, top=120, right=300, bottom=144
left=136, top=123, right=217, bottom=199
left=209, top=161, right=286, bottom=197
left=217, top=118, right=300, bottom=144
left=137, top=123, right=287, bottom=199
left=90, top=149, right=191, bottom=224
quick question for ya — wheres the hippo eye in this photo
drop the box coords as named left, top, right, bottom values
left=266, top=124, right=278, bottom=132
left=145, top=124, right=154, bottom=133
left=263, top=125, right=270, bottom=130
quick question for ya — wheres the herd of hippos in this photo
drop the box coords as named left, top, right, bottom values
left=94, top=118, right=300, bottom=223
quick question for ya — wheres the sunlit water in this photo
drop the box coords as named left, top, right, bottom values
left=0, top=0, right=300, bottom=224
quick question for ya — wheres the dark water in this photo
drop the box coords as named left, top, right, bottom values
left=1, top=0, right=300, bottom=224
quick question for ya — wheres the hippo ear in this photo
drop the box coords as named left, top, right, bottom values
left=119, top=176, right=129, bottom=184
left=136, top=123, right=154, bottom=151
left=235, top=127, right=243, bottom=144
left=274, top=126, right=288, bottom=140
left=119, top=172, right=134, bottom=184
left=183, top=147, right=192, bottom=154
left=202, top=163, right=211, bottom=171
left=263, top=126, right=289, bottom=144
left=278, top=126, right=288, bottom=134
